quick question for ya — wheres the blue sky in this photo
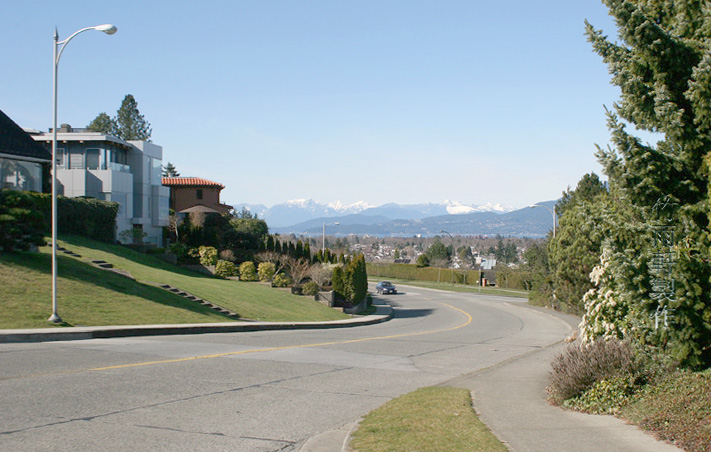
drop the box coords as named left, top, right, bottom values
left=1, top=0, right=622, bottom=209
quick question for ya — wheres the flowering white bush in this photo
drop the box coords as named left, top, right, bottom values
left=580, top=247, right=634, bottom=343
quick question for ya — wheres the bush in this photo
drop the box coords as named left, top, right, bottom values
left=258, top=261, right=276, bottom=281
left=215, top=259, right=238, bottom=278
left=563, top=376, right=636, bottom=414
left=239, top=261, right=258, bottom=281
left=302, top=281, right=320, bottom=296
left=271, top=273, right=292, bottom=288
left=198, top=246, right=218, bottom=266
left=0, top=189, right=46, bottom=252
left=547, top=339, right=637, bottom=405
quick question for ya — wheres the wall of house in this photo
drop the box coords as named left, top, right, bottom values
left=173, top=186, right=225, bottom=212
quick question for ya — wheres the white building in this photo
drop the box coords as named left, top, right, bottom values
left=30, top=125, right=169, bottom=246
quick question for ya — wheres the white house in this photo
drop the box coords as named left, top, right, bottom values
left=29, top=125, right=170, bottom=246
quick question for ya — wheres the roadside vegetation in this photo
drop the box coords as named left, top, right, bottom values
left=0, top=235, right=350, bottom=329
left=349, top=387, right=507, bottom=452
left=548, top=338, right=710, bottom=452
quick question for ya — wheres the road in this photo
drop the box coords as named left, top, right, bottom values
left=0, top=285, right=572, bottom=451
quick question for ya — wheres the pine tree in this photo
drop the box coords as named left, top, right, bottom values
left=86, top=112, right=116, bottom=135
left=584, top=0, right=711, bottom=367
left=114, top=94, right=152, bottom=141
left=162, top=162, right=179, bottom=177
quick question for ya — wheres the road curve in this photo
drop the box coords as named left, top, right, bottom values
left=0, top=284, right=571, bottom=451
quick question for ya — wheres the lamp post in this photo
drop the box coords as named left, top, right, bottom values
left=49, top=24, right=117, bottom=323
left=440, top=230, right=455, bottom=285
left=529, top=204, right=557, bottom=238
left=322, top=222, right=340, bottom=257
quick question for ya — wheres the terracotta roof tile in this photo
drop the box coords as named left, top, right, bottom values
left=162, top=177, right=225, bottom=189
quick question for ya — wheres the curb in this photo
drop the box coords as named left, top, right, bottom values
left=0, top=304, right=394, bottom=344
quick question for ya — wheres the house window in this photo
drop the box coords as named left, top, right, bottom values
left=196, top=189, right=203, bottom=200
left=86, top=148, right=100, bottom=170
left=56, top=148, right=66, bottom=168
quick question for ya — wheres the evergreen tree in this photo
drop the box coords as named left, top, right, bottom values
left=114, top=94, right=152, bottom=141
left=162, top=162, right=180, bottom=177
left=86, top=112, right=116, bottom=135
left=584, top=0, right=711, bottom=367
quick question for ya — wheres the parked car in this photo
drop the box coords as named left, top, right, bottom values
left=376, top=281, right=397, bottom=294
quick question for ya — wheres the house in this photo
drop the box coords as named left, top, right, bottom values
left=30, top=125, right=170, bottom=246
left=161, top=177, right=232, bottom=214
left=0, top=109, right=51, bottom=192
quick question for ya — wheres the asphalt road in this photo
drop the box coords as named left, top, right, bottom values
left=0, top=285, right=572, bottom=451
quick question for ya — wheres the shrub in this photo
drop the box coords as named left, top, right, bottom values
left=239, top=261, right=258, bottom=281
left=0, top=189, right=46, bottom=252
left=215, top=259, right=238, bottom=278
left=547, top=338, right=637, bottom=405
left=272, top=273, right=292, bottom=288
left=302, top=281, right=320, bottom=296
left=563, top=376, right=636, bottom=414
left=258, top=261, right=276, bottom=281
left=197, top=246, right=218, bottom=266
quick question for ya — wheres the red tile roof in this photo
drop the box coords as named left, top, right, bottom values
left=162, top=177, right=225, bottom=189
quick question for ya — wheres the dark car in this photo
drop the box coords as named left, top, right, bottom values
left=376, top=281, right=397, bottom=294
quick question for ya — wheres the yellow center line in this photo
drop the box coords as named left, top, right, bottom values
left=16, top=302, right=472, bottom=378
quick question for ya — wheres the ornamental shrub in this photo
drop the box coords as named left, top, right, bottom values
left=302, top=281, right=320, bottom=296
left=215, top=259, right=238, bottom=278
left=198, top=246, right=218, bottom=266
left=547, top=338, right=637, bottom=406
left=272, top=273, right=292, bottom=288
left=239, top=261, right=258, bottom=281
left=258, top=261, right=276, bottom=281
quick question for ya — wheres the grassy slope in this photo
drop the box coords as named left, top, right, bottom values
left=370, top=277, right=529, bottom=298
left=0, top=235, right=348, bottom=329
left=0, top=251, right=228, bottom=328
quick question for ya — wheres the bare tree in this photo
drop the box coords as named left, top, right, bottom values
left=285, top=257, right=311, bottom=285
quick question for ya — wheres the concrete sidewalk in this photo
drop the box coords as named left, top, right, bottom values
left=301, top=307, right=683, bottom=452
left=0, top=304, right=393, bottom=343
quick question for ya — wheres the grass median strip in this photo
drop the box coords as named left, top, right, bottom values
left=349, top=386, right=507, bottom=452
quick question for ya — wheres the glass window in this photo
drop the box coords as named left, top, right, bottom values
left=196, top=189, right=203, bottom=200
left=86, top=149, right=100, bottom=170
left=151, top=157, right=162, bottom=185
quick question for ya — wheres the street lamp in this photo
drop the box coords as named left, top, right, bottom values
left=322, top=222, right=340, bottom=256
left=49, top=24, right=118, bottom=323
left=529, top=204, right=557, bottom=238
left=440, top=230, right=455, bottom=285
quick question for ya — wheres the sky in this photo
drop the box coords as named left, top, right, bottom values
left=1, top=0, right=624, bottom=210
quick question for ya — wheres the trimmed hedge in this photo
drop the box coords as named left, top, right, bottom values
left=23, top=192, right=118, bottom=243
left=368, top=262, right=481, bottom=285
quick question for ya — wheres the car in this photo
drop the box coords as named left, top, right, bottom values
left=376, top=281, right=397, bottom=294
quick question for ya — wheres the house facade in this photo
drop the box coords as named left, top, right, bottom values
left=0, top=109, right=51, bottom=192
left=30, top=125, right=170, bottom=246
left=161, top=177, right=232, bottom=214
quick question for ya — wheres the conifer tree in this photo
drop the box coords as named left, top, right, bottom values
left=584, top=0, right=711, bottom=367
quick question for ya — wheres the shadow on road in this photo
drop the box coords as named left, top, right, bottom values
left=393, top=308, right=435, bottom=319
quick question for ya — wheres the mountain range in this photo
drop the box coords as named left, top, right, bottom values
left=233, top=199, right=557, bottom=238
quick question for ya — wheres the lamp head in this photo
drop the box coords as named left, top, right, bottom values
left=95, top=24, right=118, bottom=35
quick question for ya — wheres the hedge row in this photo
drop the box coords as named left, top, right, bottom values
left=15, top=191, right=118, bottom=243
left=367, top=263, right=481, bottom=285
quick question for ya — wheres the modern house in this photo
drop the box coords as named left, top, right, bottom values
left=161, top=177, right=232, bottom=214
left=0, top=109, right=51, bottom=192
left=29, top=125, right=170, bottom=246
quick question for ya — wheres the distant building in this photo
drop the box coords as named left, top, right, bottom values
left=30, top=125, right=170, bottom=246
left=0, top=109, right=51, bottom=192
left=161, top=177, right=232, bottom=214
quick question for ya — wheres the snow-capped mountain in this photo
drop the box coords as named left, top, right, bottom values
left=232, top=199, right=514, bottom=228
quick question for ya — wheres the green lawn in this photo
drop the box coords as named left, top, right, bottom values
left=349, top=386, right=508, bottom=452
left=0, top=236, right=349, bottom=328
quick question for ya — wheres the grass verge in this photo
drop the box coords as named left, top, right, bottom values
left=349, top=387, right=508, bottom=452
left=370, top=277, right=529, bottom=299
